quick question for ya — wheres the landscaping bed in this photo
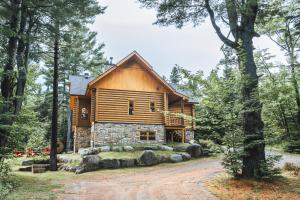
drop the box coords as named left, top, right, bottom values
left=15, top=143, right=206, bottom=174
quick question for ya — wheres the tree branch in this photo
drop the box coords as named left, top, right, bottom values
left=204, top=0, right=238, bottom=49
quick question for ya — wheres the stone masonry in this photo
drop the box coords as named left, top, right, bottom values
left=74, top=127, right=91, bottom=151
left=92, top=122, right=165, bottom=146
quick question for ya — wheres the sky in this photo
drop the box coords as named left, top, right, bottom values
left=91, top=0, right=286, bottom=77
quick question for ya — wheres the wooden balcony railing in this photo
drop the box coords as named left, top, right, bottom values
left=167, top=114, right=184, bottom=126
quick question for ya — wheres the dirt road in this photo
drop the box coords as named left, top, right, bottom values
left=59, top=158, right=223, bottom=200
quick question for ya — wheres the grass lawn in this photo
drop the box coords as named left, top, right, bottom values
left=207, top=172, right=300, bottom=200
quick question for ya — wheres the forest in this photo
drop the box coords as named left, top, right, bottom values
left=0, top=0, right=299, bottom=199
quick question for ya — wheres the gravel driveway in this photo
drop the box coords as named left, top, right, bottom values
left=58, top=152, right=300, bottom=200
left=59, top=158, right=223, bottom=200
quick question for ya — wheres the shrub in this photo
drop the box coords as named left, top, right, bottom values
left=257, top=154, right=282, bottom=180
left=0, top=161, right=18, bottom=200
left=198, top=139, right=222, bottom=154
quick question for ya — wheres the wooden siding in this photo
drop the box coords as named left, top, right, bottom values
left=96, top=88, right=164, bottom=124
left=90, top=89, right=96, bottom=123
left=169, top=103, right=194, bottom=128
left=72, top=97, right=79, bottom=126
left=93, top=62, right=169, bottom=93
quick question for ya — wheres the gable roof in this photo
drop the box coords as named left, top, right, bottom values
left=69, top=75, right=95, bottom=95
left=87, top=51, right=189, bottom=100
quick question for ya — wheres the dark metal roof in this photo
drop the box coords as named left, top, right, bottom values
left=69, top=75, right=95, bottom=95
left=169, top=83, right=199, bottom=104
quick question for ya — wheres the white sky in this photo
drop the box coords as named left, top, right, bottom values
left=91, top=0, right=286, bottom=77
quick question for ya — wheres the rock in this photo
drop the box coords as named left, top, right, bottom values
left=34, top=159, right=50, bottom=164
left=189, top=140, right=197, bottom=144
left=186, top=144, right=202, bottom=158
left=75, top=166, right=85, bottom=174
left=19, top=166, right=32, bottom=172
left=202, top=149, right=210, bottom=156
left=57, top=156, right=74, bottom=163
left=143, top=146, right=159, bottom=150
left=81, top=155, right=101, bottom=172
left=78, top=148, right=99, bottom=157
left=159, top=145, right=173, bottom=151
left=119, top=159, right=136, bottom=168
left=173, top=146, right=188, bottom=152
left=98, top=146, right=110, bottom=152
left=111, top=146, right=123, bottom=152
left=157, top=155, right=170, bottom=163
left=21, top=160, right=34, bottom=166
left=170, top=154, right=183, bottom=163
left=180, top=153, right=191, bottom=161
left=99, top=159, right=120, bottom=169
left=123, top=146, right=134, bottom=152
left=137, top=150, right=159, bottom=166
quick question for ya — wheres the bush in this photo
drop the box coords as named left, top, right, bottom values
left=257, top=154, right=282, bottom=180
left=0, top=161, right=18, bottom=200
left=198, top=139, right=222, bottom=154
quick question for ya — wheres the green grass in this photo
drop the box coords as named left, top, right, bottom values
left=7, top=172, right=68, bottom=200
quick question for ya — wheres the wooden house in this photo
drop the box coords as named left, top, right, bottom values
left=69, top=51, right=197, bottom=151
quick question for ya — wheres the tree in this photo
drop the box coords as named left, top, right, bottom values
left=138, top=0, right=266, bottom=178
left=169, top=65, right=182, bottom=85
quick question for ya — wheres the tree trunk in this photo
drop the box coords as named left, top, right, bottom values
left=238, top=31, right=266, bottom=178
left=1, top=0, right=22, bottom=112
left=14, top=4, right=30, bottom=114
left=50, top=23, right=59, bottom=171
left=0, top=0, right=22, bottom=158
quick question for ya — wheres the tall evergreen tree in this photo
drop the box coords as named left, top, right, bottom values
left=138, top=0, right=267, bottom=178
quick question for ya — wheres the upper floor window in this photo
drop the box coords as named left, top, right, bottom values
left=80, top=108, right=88, bottom=120
left=128, top=100, right=134, bottom=115
left=150, top=101, right=155, bottom=112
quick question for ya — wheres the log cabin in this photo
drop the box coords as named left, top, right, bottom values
left=69, top=51, right=197, bottom=151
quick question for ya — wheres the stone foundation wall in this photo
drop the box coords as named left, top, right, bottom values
left=74, top=127, right=91, bottom=151
left=185, top=129, right=194, bottom=142
left=93, top=122, right=165, bottom=146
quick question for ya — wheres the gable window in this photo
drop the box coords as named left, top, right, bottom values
left=140, top=131, right=156, bottom=141
left=128, top=100, right=134, bottom=115
left=150, top=101, right=155, bottom=112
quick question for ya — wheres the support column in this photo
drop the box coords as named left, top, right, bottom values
left=181, top=99, right=184, bottom=125
left=182, top=129, right=185, bottom=143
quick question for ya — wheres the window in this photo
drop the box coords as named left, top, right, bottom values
left=80, top=108, right=88, bottom=120
left=128, top=100, right=134, bottom=115
left=150, top=101, right=155, bottom=112
left=140, top=131, right=156, bottom=141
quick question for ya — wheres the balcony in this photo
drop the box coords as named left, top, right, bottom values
left=165, top=113, right=184, bottom=127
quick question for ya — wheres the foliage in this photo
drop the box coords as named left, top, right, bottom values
left=0, top=161, right=17, bottom=200
left=198, top=139, right=222, bottom=154
left=258, top=155, right=282, bottom=180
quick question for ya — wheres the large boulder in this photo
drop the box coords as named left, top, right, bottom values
left=111, top=146, right=123, bottom=152
left=186, top=144, right=202, bottom=158
left=78, top=148, right=99, bottom=157
left=143, top=146, right=159, bottom=151
left=170, top=154, right=183, bottom=163
left=137, top=150, right=159, bottom=166
left=98, top=146, right=110, bottom=152
left=159, top=145, right=173, bottom=151
left=119, top=159, right=136, bottom=168
left=99, top=159, right=120, bottom=169
left=173, top=146, right=188, bottom=152
left=180, top=153, right=191, bottom=161
left=157, top=155, right=170, bottom=163
left=80, top=155, right=101, bottom=172
left=123, top=146, right=134, bottom=152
